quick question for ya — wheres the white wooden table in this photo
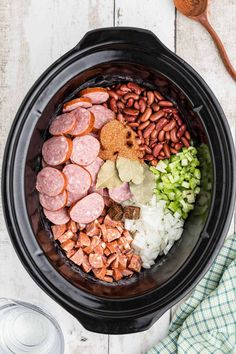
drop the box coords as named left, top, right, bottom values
left=0, top=1, right=235, bottom=353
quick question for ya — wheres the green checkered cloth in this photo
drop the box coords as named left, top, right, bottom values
left=146, top=234, right=236, bottom=354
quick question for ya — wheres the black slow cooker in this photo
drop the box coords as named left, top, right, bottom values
left=2, top=27, right=235, bottom=334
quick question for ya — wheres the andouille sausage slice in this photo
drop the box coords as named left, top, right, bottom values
left=66, top=190, right=87, bottom=207
left=44, top=207, right=70, bottom=225
left=80, top=87, right=109, bottom=104
left=108, top=182, right=133, bottom=203
left=63, top=164, right=91, bottom=194
left=39, top=190, right=67, bottom=211
left=69, top=193, right=104, bottom=224
left=42, top=136, right=72, bottom=166
left=49, top=113, right=76, bottom=136
left=36, top=167, right=66, bottom=196
left=68, top=108, right=95, bottom=136
left=88, top=105, right=115, bottom=130
left=71, top=135, right=100, bottom=166
left=63, top=97, right=92, bottom=113
left=84, top=157, right=104, bottom=185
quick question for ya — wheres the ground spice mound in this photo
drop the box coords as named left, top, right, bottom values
left=99, top=120, right=141, bottom=161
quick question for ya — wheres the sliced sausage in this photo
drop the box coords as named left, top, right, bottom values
left=42, top=136, right=72, bottom=166
left=84, top=157, right=104, bottom=185
left=69, top=193, right=104, bottom=224
left=108, top=182, right=133, bottom=203
left=63, top=164, right=91, bottom=195
left=44, top=207, right=70, bottom=225
left=80, top=87, right=109, bottom=104
left=49, top=113, right=76, bottom=136
left=71, top=135, right=100, bottom=166
left=66, top=190, right=87, bottom=207
left=68, top=108, right=95, bottom=136
left=51, top=224, right=67, bottom=240
left=70, top=248, right=84, bottom=266
left=63, top=97, right=92, bottom=112
left=88, top=105, right=115, bottom=130
left=39, top=190, right=67, bottom=211
left=89, top=253, right=104, bottom=268
left=36, top=167, right=66, bottom=196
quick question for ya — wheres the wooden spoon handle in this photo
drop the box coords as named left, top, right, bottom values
left=197, top=14, right=236, bottom=81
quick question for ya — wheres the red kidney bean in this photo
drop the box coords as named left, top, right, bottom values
left=144, top=137, right=150, bottom=146
left=120, top=84, right=131, bottom=92
left=150, top=110, right=165, bottom=122
left=170, top=127, right=178, bottom=143
left=159, top=151, right=165, bottom=157
left=140, top=107, right=152, bottom=122
left=150, top=139, right=157, bottom=147
left=143, top=123, right=155, bottom=138
left=137, top=130, right=143, bottom=139
left=145, top=145, right=152, bottom=154
left=154, top=90, right=164, bottom=101
left=170, top=148, right=178, bottom=154
left=151, top=103, right=160, bottom=112
left=165, top=131, right=171, bottom=140
left=173, top=113, right=183, bottom=126
left=153, top=143, right=163, bottom=157
left=139, top=146, right=146, bottom=151
left=134, top=101, right=140, bottom=110
left=139, top=121, right=150, bottom=130
left=163, top=119, right=176, bottom=132
left=116, top=89, right=127, bottom=96
left=177, top=124, right=186, bottom=138
left=127, top=98, right=134, bottom=107
left=109, top=98, right=118, bottom=112
left=155, top=118, right=169, bottom=133
left=147, top=91, right=155, bottom=106
left=123, top=108, right=139, bottom=116
left=144, top=154, right=154, bottom=161
left=158, top=130, right=165, bottom=142
left=185, top=130, right=191, bottom=140
left=175, top=142, right=182, bottom=151
left=163, top=144, right=171, bottom=158
left=108, top=90, right=119, bottom=100
left=139, top=99, right=146, bottom=113
left=151, top=129, right=158, bottom=139
left=117, top=113, right=125, bottom=123
left=158, top=156, right=165, bottom=160
left=158, top=100, right=173, bottom=107
left=163, top=108, right=178, bottom=113
left=124, top=92, right=140, bottom=100
left=125, top=115, right=136, bottom=122
left=136, top=138, right=142, bottom=145
left=117, top=101, right=125, bottom=110
left=129, top=122, right=139, bottom=128
left=181, top=137, right=190, bottom=147
left=127, top=82, right=142, bottom=95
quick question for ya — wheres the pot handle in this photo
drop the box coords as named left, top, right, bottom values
left=72, top=308, right=167, bottom=334
left=75, top=27, right=168, bottom=54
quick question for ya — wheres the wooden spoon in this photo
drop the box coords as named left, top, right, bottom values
left=174, top=0, right=236, bottom=81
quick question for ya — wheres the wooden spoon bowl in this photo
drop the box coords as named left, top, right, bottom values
left=174, top=0, right=236, bottom=81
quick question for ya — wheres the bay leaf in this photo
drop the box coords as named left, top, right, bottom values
left=129, top=164, right=155, bottom=204
left=116, top=156, right=144, bottom=185
left=96, top=160, right=122, bottom=189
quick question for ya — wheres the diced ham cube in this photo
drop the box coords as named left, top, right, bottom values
left=113, top=269, right=123, bottom=281
left=106, top=228, right=121, bottom=242
left=94, top=244, right=104, bottom=255
left=128, top=254, right=141, bottom=273
left=89, top=253, right=104, bottom=269
left=70, top=248, right=84, bottom=266
left=118, top=254, right=128, bottom=269
left=51, top=224, right=67, bottom=240
left=90, top=236, right=101, bottom=250
left=60, top=239, right=75, bottom=252
left=106, top=269, right=113, bottom=277
left=93, top=267, right=106, bottom=280
left=103, top=276, right=113, bottom=283
left=86, top=220, right=101, bottom=236
left=122, top=269, right=134, bottom=277
left=81, top=255, right=92, bottom=273
left=57, top=230, right=74, bottom=243
left=67, top=220, right=78, bottom=233
left=107, top=254, right=117, bottom=266
left=79, top=232, right=91, bottom=247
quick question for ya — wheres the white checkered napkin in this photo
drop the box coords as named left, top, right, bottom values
left=146, top=234, right=236, bottom=354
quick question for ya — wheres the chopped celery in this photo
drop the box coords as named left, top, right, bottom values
left=150, top=146, right=201, bottom=220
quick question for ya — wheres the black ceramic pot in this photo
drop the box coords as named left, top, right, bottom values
left=2, top=27, right=235, bottom=334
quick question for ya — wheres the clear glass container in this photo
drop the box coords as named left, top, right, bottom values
left=0, top=298, right=64, bottom=354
